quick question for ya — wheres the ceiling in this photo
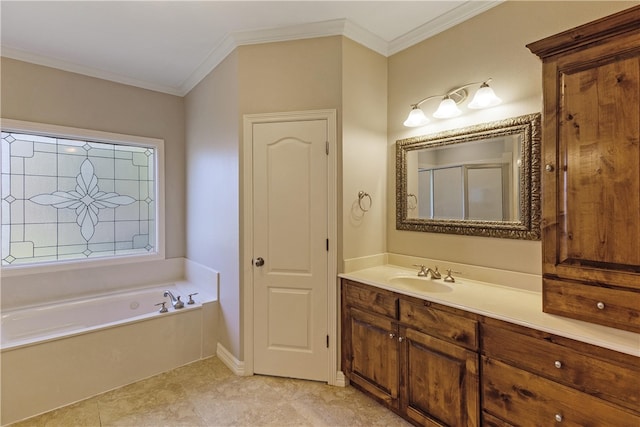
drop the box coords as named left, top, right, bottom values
left=1, top=1, right=501, bottom=96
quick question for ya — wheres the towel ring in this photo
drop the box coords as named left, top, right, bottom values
left=358, top=191, right=372, bottom=212
left=407, top=193, right=418, bottom=210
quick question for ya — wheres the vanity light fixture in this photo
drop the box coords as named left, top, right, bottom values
left=403, top=79, right=502, bottom=127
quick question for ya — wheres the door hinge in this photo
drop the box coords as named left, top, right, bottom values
left=326, top=141, right=329, bottom=155
left=326, top=239, right=329, bottom=251
left=326, top=335, right=330, bottom=348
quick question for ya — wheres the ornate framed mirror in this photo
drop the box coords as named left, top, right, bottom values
left=396, top=113, right=541, bottom=240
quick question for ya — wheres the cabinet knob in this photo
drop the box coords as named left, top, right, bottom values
left=596, top=301, right=605, bottom=310
left=554, top=360, right=562, bottom=369
left=398, top=336, right=404, bottom=342
left=555, top=413, right=563, bottom=422
left=545, top=164, right=555, bottom=172
left=389, top=333, right=396, bottom=339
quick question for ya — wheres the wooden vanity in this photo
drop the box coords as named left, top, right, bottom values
left=341, top=278, right=640, bottom=426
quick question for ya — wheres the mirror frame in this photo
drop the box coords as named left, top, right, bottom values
left=396, top=113, right=541, bottom=240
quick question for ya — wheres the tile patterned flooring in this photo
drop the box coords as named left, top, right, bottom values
left=11, top=357, right=411, bottom=426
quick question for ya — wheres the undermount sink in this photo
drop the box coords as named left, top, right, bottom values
left=388, top=276, right=453, bottom=293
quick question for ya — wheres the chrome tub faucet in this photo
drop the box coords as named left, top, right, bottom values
left=163, top=290, right=184, bottom=309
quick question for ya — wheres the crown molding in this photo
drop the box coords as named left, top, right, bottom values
left=179, top=18, right=390, bottom=96
left=3, top=2, right=504, bottom=97
left=388, top=0, right=504, bottom=55
left=1, top=46, right=184, bottom=96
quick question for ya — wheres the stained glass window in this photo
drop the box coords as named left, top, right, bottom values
left=1, top=125, right=161, bottom=267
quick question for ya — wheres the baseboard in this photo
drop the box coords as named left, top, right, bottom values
left=335, top=371, right=348, bottom=387
left=216, top=343, right=247, bottom=376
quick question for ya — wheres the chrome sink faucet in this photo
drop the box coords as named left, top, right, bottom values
left=413, top=264, right=442, bottom=279
left=164, top=290, right=184, bottom=309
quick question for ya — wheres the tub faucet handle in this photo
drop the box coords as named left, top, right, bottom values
left=155, top=302, right=168, bottom=313
left=187, top=293, right=199, bottom=305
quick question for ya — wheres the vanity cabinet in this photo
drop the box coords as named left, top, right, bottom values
left=527, top=6, right=640, bottom=333
left=341, top=279, right=480, bottom=426
left=341, top=280, right=400, bottom=409
left=342, top=279, right=639, bottom=426
left=481, top=320, right=640, bottom=426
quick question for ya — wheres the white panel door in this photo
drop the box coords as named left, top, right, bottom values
left=252, top=119, right=328, bottom=381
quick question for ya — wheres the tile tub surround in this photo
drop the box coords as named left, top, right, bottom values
left=339, top=264, right=640, bottom=357
left=8, top=357, right=411, bottom=427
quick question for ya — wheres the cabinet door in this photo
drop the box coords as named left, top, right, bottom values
left=543, top=45, right=640, bottom=287
left=400, top=327, right=479, bottom=427
left=347, top=307, right=399, bottom=409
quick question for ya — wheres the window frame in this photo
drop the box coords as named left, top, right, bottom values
left=0, top=118, right=165, bottom=276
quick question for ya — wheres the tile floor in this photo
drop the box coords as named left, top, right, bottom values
left=10, top=357, right=411, bottom=426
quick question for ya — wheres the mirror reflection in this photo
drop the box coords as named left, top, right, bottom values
left=397, top=113, right=541, bottom=240
left=407, top=134, right=520, bottom=221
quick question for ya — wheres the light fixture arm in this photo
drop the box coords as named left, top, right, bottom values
left=410, top=78, right=494, bottom=108
left=445, top=78, right=492, bottom=97
left=412, top=94, right=445, bottom=108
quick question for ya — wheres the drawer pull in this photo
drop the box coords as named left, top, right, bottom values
left=554, top=360, right=562, bottom=369
left=555, top=413, right=563, bottom=422
left=596, top=301, right=605, bottom=310
left=389, top=333, right=396, bottom=339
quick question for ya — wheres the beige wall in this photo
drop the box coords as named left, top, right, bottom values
left=387, top=1, right=636, bottom=275
left=0, top=57, right=186, bottom=259
left=238, top=37, right=343, bottom=115
left=341, top=38, right=387, bottom=263
left=185, top=52, right=241, bottom=358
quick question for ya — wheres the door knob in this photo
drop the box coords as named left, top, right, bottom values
left=255, top=257, right=265, bottom=267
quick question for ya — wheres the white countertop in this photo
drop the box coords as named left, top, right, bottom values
left=339, top=265, right=640, bottom=357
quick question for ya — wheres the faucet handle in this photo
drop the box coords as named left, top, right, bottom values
left=412, top=264, right=427, bottom=276
left=188, top=293, right=199, bottom=305
left=444, top=269, right=462, bottom=283
left=155, top=302, right=168, bottom=313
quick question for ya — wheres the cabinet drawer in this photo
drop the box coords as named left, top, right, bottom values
left=399, top=299, right=478, bottom=350
left=543, top=278, right=640, bottom=333
left=342, top=280, right=398, bottom=319
left=482, top=324, right=640, bottom=411
left=482, top=357, right=640, bottom=426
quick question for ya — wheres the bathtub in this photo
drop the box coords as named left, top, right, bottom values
left=1, top=273, right=218, bottom=426
left=2, top=284, right=195, bottom=350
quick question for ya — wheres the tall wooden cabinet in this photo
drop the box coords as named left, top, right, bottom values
left=527, top=6, right=640, bottom=333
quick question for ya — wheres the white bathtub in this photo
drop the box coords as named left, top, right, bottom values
left=1, top=272, right=218, bottom=426
left=1, top=284, right=195, bottom=350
